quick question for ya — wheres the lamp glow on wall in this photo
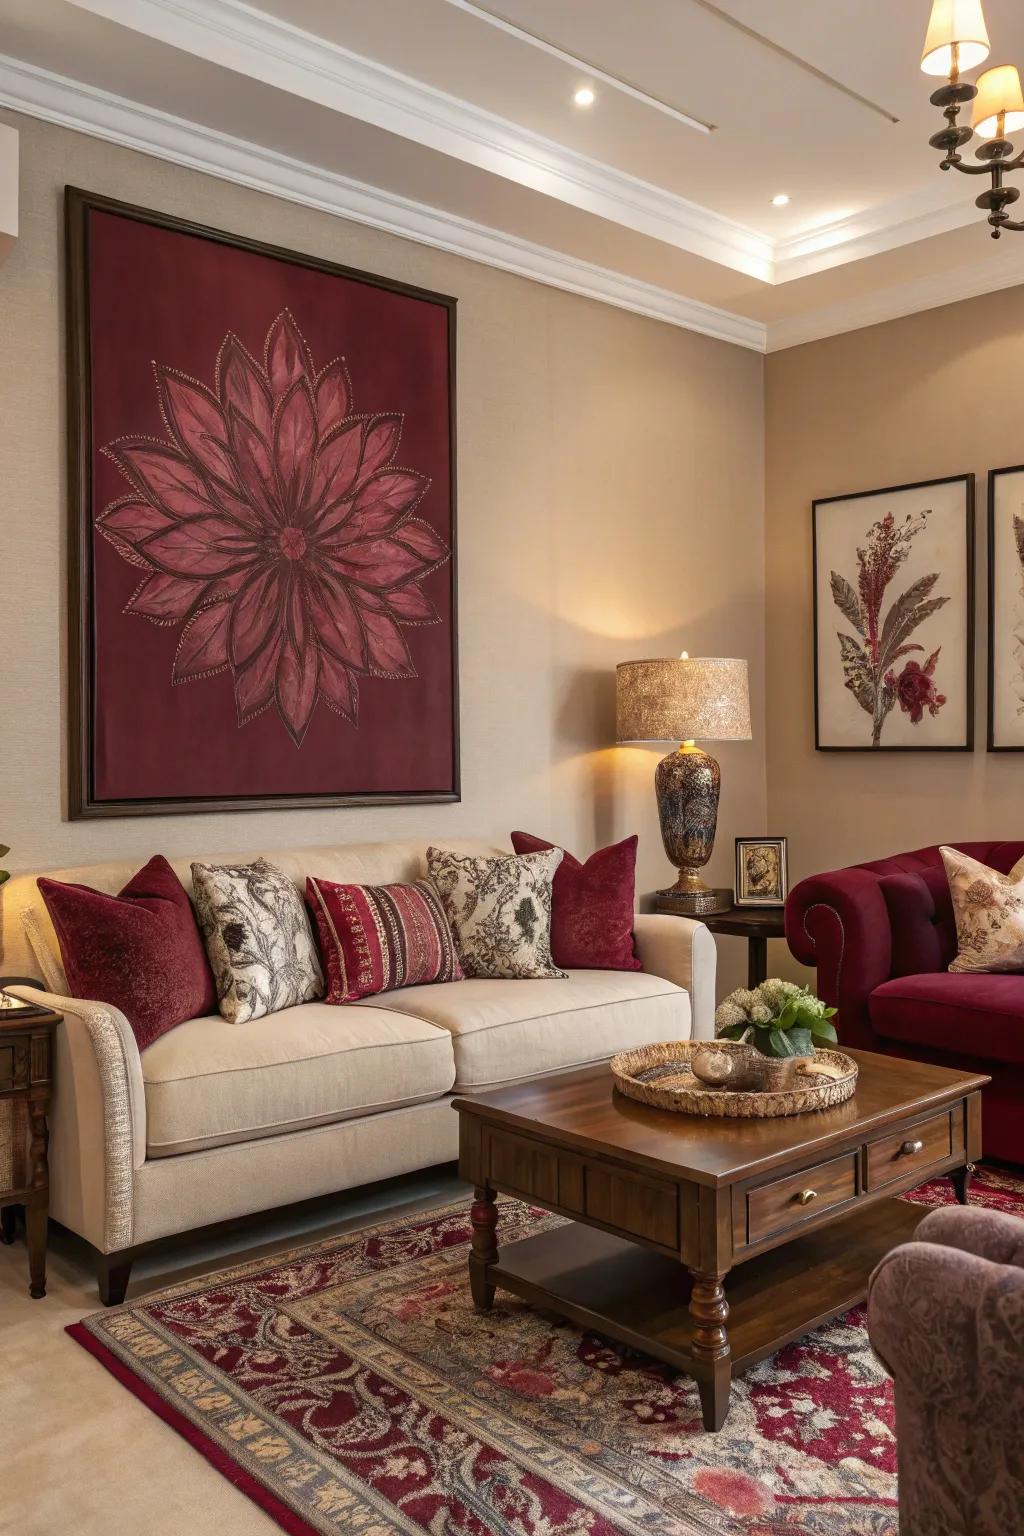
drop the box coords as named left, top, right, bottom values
left=922, top=0, right=1024, bottom=236
left=616, top=653, right=751, bottom=915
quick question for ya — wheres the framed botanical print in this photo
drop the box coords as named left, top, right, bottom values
left=66, top=187, right=458, bottom=817
left=735, top=837, right=788, bottom=907
left=988, top=465, right=1024, bottom=750
left=812, top=475, right=974, bottom=751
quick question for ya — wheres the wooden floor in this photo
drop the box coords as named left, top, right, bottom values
left=491, top=1196, right=923, bottom=1373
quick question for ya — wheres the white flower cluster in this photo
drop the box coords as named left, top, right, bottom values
left=714, top=977, right=802, bottom=1036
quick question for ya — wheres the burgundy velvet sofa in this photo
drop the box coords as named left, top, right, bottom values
left=786, top=842, right=1024, bottom=1164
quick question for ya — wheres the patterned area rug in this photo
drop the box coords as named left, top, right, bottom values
left=70, top=1167, right=1024, bottom=1536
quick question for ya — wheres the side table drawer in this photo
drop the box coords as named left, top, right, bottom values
left=865, top=1108, right=958, bottom=1190
left=744, top=1152, right=859, bottom=1246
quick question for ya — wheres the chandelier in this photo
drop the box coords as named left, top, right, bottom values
left=922, top=0, right=1024, bottom=236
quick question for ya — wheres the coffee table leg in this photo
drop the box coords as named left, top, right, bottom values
left=951, top=1162, right=976, bottom=1205
left=470, top=1184, right=498, bottom=1311
left=690, top=1272, right=731, bottom=1431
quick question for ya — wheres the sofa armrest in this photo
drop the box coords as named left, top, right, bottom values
left=632, top=913, right=716, bottom=1041
left=785, top=868, right=893, bottom=1048
left=868, top=1229, right=1024, bottom=1535
left=7, top=985, right=144, bottom=1253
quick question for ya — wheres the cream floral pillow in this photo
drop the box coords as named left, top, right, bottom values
left=192, top=858, right=324, bottom=1022
left=941, top=846, right=1024, bottom=974
left=426, top=847, right=566, bottom=980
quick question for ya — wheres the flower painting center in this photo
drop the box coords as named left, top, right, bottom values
left=279, top=524, right=307, bottom=561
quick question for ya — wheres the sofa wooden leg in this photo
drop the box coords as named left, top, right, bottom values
left=0, top=1205, right=19, bottom=1244
left=96, top=1252, right=134, bottom=1307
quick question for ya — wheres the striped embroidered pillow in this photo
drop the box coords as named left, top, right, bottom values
left=306, top=876, right=463, bottom=1004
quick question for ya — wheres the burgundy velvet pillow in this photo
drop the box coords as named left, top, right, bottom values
left=510, top=832, right=641, bottom=971
left=38, top=855, right=217, bottom=1050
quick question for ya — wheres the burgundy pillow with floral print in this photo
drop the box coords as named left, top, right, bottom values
left=510, top=832, right=641, bottom=971
left=38, top=855, right=216, bottom=1050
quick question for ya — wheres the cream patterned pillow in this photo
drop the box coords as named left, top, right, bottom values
left=426, top=847, right=567, bottom=980
left=191, top=858, right=323, bottom=1023
left=941, top=846, right=1024, bottom=974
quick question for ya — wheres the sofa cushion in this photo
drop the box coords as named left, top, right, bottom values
left=869, top=972, right=1024, bottom=1067
left=306, top=875, right=462, bottom=1002
left=356, top=970, right=690, bottom=1089
left=141, top=1002, right=456, bottom=1157
left=510, top=830, right=641, bottom=971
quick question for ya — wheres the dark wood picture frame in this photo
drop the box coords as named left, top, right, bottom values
left=812, top=474, right=975, bottom=753
left=65, top=187, right=459, bottom=818
left=987, top=463, right=1024, bottom=752
left=734, top=836, right=788, bottom=908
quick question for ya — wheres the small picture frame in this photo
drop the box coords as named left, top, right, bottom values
left=735, top=837, right=788, bottom=907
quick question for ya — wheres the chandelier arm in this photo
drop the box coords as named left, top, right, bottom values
left=990, top=216, right=1024, bottom=232
left=942, top=156, right=997, bottom=174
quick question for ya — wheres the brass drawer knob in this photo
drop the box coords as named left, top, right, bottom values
left=900, top=1139, right=925, bottom=1156
left=795, top=1188, right=818, bottom=1206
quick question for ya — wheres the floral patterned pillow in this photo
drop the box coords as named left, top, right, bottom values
left=426, top=847, right=567, bottom=980
left=941, top=847, right=1024, bottom=974
left=191, top=858, right=324, bottom=1022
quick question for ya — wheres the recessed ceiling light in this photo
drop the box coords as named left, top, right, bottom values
left=574, top=86, right=596, bottom=107
left=771, top=193, right=790, bottom=207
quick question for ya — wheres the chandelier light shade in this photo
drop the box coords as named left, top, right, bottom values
left=922, top=0, right=1024, bottom=237
left=971, top=64, right=1024, bottom=138
left=616, top=655, right=751, bottom=914
left=920, top=0, right=990, bottom=76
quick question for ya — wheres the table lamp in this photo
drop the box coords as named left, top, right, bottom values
left=616, top=653, right=751, bottom=914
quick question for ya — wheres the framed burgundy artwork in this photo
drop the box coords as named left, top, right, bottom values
left=66, top=187, right=458, bottom=818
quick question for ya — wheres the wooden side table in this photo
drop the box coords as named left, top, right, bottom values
left=655, top=897, right=787, bottom=988
left=0, top=1001, right=62, bottom=1298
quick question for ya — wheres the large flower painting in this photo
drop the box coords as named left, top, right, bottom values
left=813, top=477, right=973, bottom=752
left=68, top=191, right=457, bottom=815
left=988, top=465, right=1024, bottom=750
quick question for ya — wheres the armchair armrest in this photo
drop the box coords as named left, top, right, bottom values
left=632, top=913, right=716, bottom=1041
left=785, top=868, right=893, bottom=1048
left=7, top=985, right=145, bottom=1253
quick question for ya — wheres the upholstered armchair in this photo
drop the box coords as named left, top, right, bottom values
left=867, top=1204, right=1024, bottom=1536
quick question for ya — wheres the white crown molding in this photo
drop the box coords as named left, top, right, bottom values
left=773, top=181, right=979, bottom=283
left=0, top=121, right=17, bottom=259
left=0, top=54, right=767, bottom=352
left=766, top=252, right=1024, bottom=351
left=64, top=0, right=774, bottom=281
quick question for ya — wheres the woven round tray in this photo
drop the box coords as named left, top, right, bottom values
left=610, top=1040, right=859, bottom=1119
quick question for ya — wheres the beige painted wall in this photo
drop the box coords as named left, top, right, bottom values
left=0, top=112, right=766, bottom=991
left=766, top=286, right=1024, bottom=975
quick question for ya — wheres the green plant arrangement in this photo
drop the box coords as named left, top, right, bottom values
left=714, top=978, right=838, bottom=1060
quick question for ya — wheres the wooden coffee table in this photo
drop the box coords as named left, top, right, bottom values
left=455, top=1049, right=988, bottom=1432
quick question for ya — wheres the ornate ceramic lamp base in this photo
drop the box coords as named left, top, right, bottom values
left=656, top=883, right=733, bottom=915
left=654, top=744, right=729, bottom=914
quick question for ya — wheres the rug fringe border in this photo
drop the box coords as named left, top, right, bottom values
left=66, top=1322, right=318, bottom=1536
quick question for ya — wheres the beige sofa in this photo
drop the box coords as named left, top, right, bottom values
left=1, top=838, right=715, bottom=1303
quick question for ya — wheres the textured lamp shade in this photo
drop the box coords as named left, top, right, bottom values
left=971, top=64, right=1024, bottom=136
left=921, top=0, right=990, bottom=75
left=616, top=657, right=751, bottom=744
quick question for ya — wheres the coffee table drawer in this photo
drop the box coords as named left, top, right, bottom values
left=744, top=1152, right=859, bottom=1246
left=866, top=1108, right=957, bottom=1190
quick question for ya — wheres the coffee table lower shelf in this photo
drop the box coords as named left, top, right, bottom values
left=489, top=1196, right=922, bottom=1383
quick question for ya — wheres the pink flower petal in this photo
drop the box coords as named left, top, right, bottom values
left=172, top=601, right=231, bottom=682
left=315, top=358, right=352, bottom=435
left=342, top=470, right=428, bottom=541
left=157, top=368, right=229, bottom=481
left=235, top=630, right=284, bottom=724
left=305, top=419, right=365, bottom=521
left=321, top=536, right=431, bottom=589
left=318, top=649, right=359, bottom=723
left=229, top=564, right=284, bottom=670
left=274, top=378, right=317, bottom=516
left=388, top=582, right=439, bottom=624
left=106, top=442, right=220, bottom=521
left=126, top=571, right=209, bottom=624
left=217, top=334, right=273, bottom=442
left=265, top=311, right=312, bottom=399
left=276, top=635, right=319, bottom=746
left=395, top=517, right=449, bottom=567
left=226, top=408, right=280, bottom=526
left=286, top=570, right=308, bottom=652
left=141, top=517, right=259, bottom=578
left=358, top=413, right=402, bottom=482
left=356, top=588, right=415, bottom=677
left=304, top=567, right=366, bottom=669
left=97, top=498, right=173, bottom=544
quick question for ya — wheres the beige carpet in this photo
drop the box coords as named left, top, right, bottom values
left=0, top=1169, right=463, bottom=1536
